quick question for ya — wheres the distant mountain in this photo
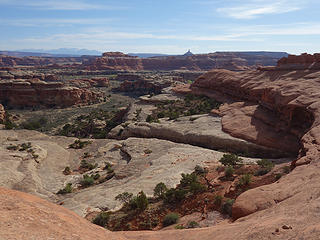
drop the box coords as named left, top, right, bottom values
left=0, top=48, right=102, bottom=57
left=128, top=53, right=170, bottom=58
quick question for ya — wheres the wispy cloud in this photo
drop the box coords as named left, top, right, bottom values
left=218, top=0, right=303, bottom=19
left=0, top=0, right=120, bottom=10
left=0, top=18, right=116, bottom=27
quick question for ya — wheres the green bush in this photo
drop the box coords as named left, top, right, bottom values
left=180, top=173, right=198, bottom=188
left=63, top=167, right=71, bottom=175
left=69, top=139, right=91, bottom=149
left=219, top=154, right=243, bottom=166
left=214, top=195, right=223, bottom=206
left=164, top=188, right=187, bottom=204
left=222, top=199, right=234, bottom=216
left=194, top=165, right=207, bottom=175
left=80, top=160, right=97, bottom=170
left=255, top=159, right=274, bottom=176
left=135, top=191, right=149, bottom=211
left=187, top=221, right=199, bottom=228
left=7, top=145, right=18, bottom=151
left=20, top=117, right=47, bottom=130
left=92, top=212, right=110, bottom=227
left=19, top=142, right=32, bottom=151
left=80, top=174, right=95, bottom=187
left=153, top=182, right=168, bottom=199
left=57, top=183, right=73, bottom=194
left=163, top=213, right=179, bottom=227
left=189, top=181, right=206, bottom=194
left=238, top=174, right=252, bottom=186
left=224, top=166, right=234, bottom=178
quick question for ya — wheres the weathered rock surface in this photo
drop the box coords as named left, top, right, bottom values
left=0, top=80, right=102, bottom=108
left=1, top=130, right=266, bottom=217
left=277, top=53, right=320, bottom=70
left=115, top=114, right=288, bottom=158
left=0, top=187, right=124, bottom=240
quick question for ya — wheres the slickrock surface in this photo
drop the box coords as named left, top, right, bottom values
left=1, top=130, right=263, bottom=216
left=116, top=114, right=287, bottom=158
left=0, top=187, right=124, bottom=240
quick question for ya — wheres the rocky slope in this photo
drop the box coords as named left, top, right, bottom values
left=0, top=187, right=124, bottom=240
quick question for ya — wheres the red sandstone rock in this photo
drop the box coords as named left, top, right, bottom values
left=0, top=80, right=102, bottom=108
left=0, top=187, right=125, bottom=240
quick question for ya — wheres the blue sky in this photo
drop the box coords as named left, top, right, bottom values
left=0, top=0, right=319, bottom=54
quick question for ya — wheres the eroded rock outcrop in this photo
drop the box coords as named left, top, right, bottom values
left=0, top=80, right=102, bottom=108
left=83, top=52, right=287, bottom=71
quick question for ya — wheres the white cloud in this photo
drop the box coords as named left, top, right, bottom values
left=0, top=0, right=120, bottom=10
left=0, top=18, right=116, bottom=27
left=218, top=0, right=302, bottom=19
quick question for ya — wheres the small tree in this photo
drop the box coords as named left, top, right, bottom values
left=154, top=182, right=168, bottom=199
left=115, top=192, right=133, bottom=205
left=136, top=191, right=148, bottom=211
left=219, top=153, right=243, bottom=167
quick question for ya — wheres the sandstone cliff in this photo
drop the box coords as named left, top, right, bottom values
left=0, top=80, right=102, bottom=108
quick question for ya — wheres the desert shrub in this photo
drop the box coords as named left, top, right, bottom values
left=257, top=159, right=274, bottom=169
left=255, top=159, right=274, bottom=176
left=7, top=145, right=18, bottom=151
left=92, top=212, right=110, bottom=227
left=153, top=182, right=168, bottom=199
left=20, top=117, right=47, bottom=130
left=144, top=149, right=152, bottom=154
left=92, top=174, right=100, bottom=180
left=63, top=167, right=71, bottom=175
left=4, top=117, right=17, bottom=130
left=19, top=142, right=32, bottom=151
left=57, top=183, right=72, bottom=194
left=187, top=221, right=200, bottom=229
left=69, top=139, right=91, bottom=149
left=164, top=188, right=187, bottom=204
left=80, top=174, right=94, bottom=187
left=146, top=115, right=158, bottom=123
left=224, top=166, right=234, bottom=178
left=180, top=173, right=198, bottom=188
left=194, top=165, right=207, bottom=175
left=80, top=160, right=97, bottom=170
left=103, top=162, right=114, bottom=173
left=189, top=181, right=206, bottom=194
left=219, top=153, right=243, bottom=166
left=115, top=192, right=133, bottom=205
left=175, top=224, right=185, bottom=229
left=275, top=173, right=282, bottom=181
left=214, top=195, right=223, bottom=206
left=283, top=166, right=290, bottom=174
left=222, top=199, right=234, bottom=216
left=238, top=174, right=252, bottom=186
left=163, top=213, right=179, bottom=227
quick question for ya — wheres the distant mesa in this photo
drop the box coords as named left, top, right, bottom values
left=183, top=49, right=194, bottom=57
